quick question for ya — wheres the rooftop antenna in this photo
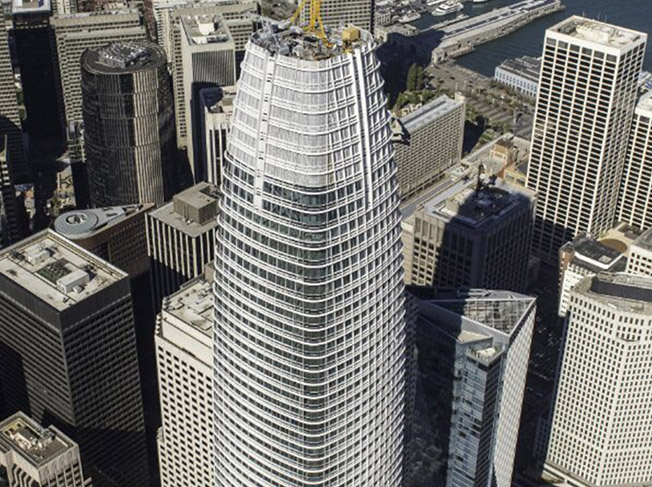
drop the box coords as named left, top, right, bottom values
left=289, top=0, right=329, bottom=45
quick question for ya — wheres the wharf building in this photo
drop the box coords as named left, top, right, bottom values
left=526, top=17, right=647, bottom=264
left=156, top=270, right=213, bottom=487
left=52, top=8, right=147, bottom=128
left=213, top=22, right=406, bottom=487
left=0, top=230, right=150, bottom=487
left=617, top=91, right=652, bottom=231
left=0, top=19, right=26, bottom=180
left=392, top=94, right=466, bottom=200
left=12, top=0, right=62, bottom=140
left=545, top=273, right=652, bottom=487
left=402, top=169, right=536, bottom=293
left=0, top=412, right=92, bottom=487
left=54, top=204, right=154, bottom=279
left=494, top=55, right=541, bottom=98
left=176, top=13, right=236, bottom=179
left=81, top=41, right=176, bottom=208
left=298, top=0, right=374, bottom=33
left=405, top=288, right=536, bottom=487
left=146, top=182, right=218, bottom=310
left=199, top=86, right=235, bottom=186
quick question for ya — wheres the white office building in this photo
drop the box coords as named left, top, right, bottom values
left=545, top=273, right=652, bottom=487
left=617, top=91, right=652, bottom=231
left=526, top=17, right=647, bottom=263
left=199, top=87, right=235, bottom=185
left=213, top=23, right=406, bottom=487
left=156, top=272, right=213, bottom=487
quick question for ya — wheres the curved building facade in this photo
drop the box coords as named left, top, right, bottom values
left=81, top=41, right=176, bottom=208
left=213, top=25, right=407, bottom=487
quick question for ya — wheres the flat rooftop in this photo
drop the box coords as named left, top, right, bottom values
left=580, top=273, right=652, bottom=312
left=420, top=176, right=531, bottom=230
left=251, top=22, right=370, bottom=61
left=150, top=182, right=220, bottom=237
left=181, top=13, right=233, bottom=46
left=563, top=234, right=624, bottom=272
left=496, top=55, right=541, bottom=83
left=54, top=204, right=152, bottom=240
left=636, top=90, right=652, bottom=116
left=0, top=230, right=125, bottom=311
left=552, top=16, right=646, bottom=49
left=200, top=86, right=236, bottom=115
left=0, top=413, right=74, bottom=466
left=399, top=94, right=463, bottom=133
left=162, top=277, right=213, bottom=336
left=82, top=41, right=166, bottom=74
left=631, top=227, right=652, bottom=252
left=12, top=0, right=49, bottom=14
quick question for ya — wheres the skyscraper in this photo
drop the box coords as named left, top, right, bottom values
left=299, top=0, right=374, bottom=32
left=402, top=172, right=535, bottom=293
left=12, top=0, right=62, bottom=140
left=0, top=412, right=92, bottom=487
left=0, top=230, right=151, bottom=487
left=617, top=91, right=652, bottom=231
left=526, top=17, right=647, bottom=263
left=406, top=288, right=536, bottom=487
left=52, top=8, right=147, bottom=127
left=81, top=41, right=176, bottom=207
left=213, top=22, right=406, bottom=486
left=545, top=273, right=652, bottom=487
left=0, top=18, right=26, bottom=180
left=177, top=13, right=236, bottom=178
left=156, top=270, right=213, bottom=487
left=199, top=86, right=234, bottom=185
left=146, top=182, right=219, bottom=309
left=0, top=136, right=28, bottom=247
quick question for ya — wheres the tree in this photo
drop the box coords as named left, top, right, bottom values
left=416, top=66, right=424, bottom=91
left=406, top=63, right=417, bottom=92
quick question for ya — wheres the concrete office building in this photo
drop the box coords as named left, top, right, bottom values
left=156, top=271, right=213, bottom=487
left=392, top=94, right=465, bottom=200
left=0, top=412, right=92, bottom=487
left=558, top=234, right=625, bottom=316
left=199, top=87, right=234, bottom=185
left=402, top=171, right=535, bottom=292
left=617, top=91, right=652, bottom=231
left=0, top=19, right=26, bottom=180
left=494, top=55, right=541, bottom=98
left=146, top=182, right=218, bottom=309
left=545, top=273, right=652, bottom=487
left=81, top=41, right=176, bottom=207
left=299, top=0, right=374, bottom=32
left=407, top=288, right=536, bottom=487
left=0, top=137, right=28, bottom=248
left=0, top=230, right=150, bottom=487
left=54, top=204, right=154, bottom=278
left=52, top=8, right=147, bottom=127
left=12, top=0, right=62, bottom=139
left=214, top=24, right=406, bottom=486
left=527, top=18, right=647, bottom=263
left=177, top=13, right=236, bottom=178
left=153, top=0, right=256, bottom=58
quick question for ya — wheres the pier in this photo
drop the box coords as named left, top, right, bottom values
left=430, top=0, right=564, bottom=64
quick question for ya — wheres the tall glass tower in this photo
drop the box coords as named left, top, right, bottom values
left=213, top=22, right=407, bottom=487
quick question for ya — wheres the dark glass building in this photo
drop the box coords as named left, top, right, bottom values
left=81, top=41, right=176, bottom=208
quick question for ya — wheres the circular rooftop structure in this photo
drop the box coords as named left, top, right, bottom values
left=81, top=41, right=167, bottom=75
left=54, top=208, right=126, bottom=239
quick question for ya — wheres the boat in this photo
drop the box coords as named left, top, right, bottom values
left=427, top=0, right=447, bottom=6
left=432, top=0, right=464, bottom=17
left=398, top=11, right=421, bottom=23
left=472, top=0, right=491, bottom=3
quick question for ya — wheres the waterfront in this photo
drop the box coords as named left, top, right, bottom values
left=454, top=0, right=652, bottom=74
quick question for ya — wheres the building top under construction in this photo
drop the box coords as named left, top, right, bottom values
left=251, top=21, right=370, bottom=61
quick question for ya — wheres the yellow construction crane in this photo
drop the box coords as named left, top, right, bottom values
left=289, top=0, right=328, bottom=44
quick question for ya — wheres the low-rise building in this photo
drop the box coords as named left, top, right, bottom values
left=0, top=412, right=92, bottom=487
left=494, top=55, right=541, bottom=98
left=54, top=204, right=154, bottom=278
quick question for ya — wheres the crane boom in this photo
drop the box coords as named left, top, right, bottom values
left=290, top=0, right=328, bottom=43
